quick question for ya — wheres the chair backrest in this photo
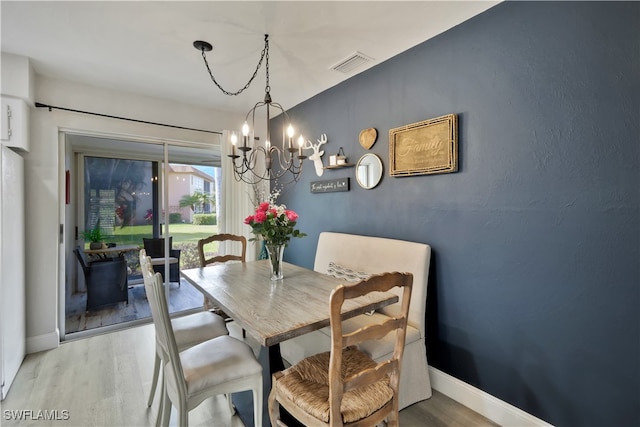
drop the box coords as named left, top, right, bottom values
left=328, top=272, right=413, bottom=425
left=140, top=249, right=189, bottom=403
left=197, top=233, right=247, bottom=267
left=140, top=250, right=162, bottom=340
left=143, top=237, right=173, bottom=258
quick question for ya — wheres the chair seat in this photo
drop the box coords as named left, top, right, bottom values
left=166, top=335, right=262, bottom=399
left=172, top=311, right=229, bottom=349
left=276, top=347, right=393, bottom=423
left=149, top=311, right=229, bottom=411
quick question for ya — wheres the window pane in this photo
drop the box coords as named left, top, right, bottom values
left=83, top=157, right=154, bottom=246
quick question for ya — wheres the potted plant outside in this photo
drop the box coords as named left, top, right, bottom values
left=84, top=221, right=105, bottom=249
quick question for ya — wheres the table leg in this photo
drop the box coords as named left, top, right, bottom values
left=232, top=344, right=283, bottom=426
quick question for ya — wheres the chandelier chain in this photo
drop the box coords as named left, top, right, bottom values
left=265, top=40, right=270, bottom=94
left=194, top=34, right=305, bottom=185
left=200, top=35, right=269, bottom=97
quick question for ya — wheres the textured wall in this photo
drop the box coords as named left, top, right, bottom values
left=277, top=2, right=639, bottom=426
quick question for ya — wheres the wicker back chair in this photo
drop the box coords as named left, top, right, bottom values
left=268, top=271, right=413, bottom=427
left=74, top=246, right=128, bottom=310
left=197, top=233, right=247, bottom=323
left=197, top=233, right=247, bottom=267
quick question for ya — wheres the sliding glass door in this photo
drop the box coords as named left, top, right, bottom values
left=66, top=135, right=220, bottom=337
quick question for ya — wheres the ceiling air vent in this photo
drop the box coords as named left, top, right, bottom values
left=330, top=51, right=373, bottom=74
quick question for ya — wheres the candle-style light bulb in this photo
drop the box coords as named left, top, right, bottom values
left=298, top=135, right=304, bottom=156
left=265, top=139, right=272, bottom=170
left=241, top=121, right=250, bottom=148
left=230, top=133, right=237, bottom=156
left=287, top=124, right=294, bottom=149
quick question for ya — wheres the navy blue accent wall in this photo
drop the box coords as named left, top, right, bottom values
left=276, top=2, right=639, bottom=426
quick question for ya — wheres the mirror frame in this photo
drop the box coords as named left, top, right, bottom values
left=355, top=153, right=383, bottom=189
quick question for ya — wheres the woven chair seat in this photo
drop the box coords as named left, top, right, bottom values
left=277, top=347, right=393, bottom=423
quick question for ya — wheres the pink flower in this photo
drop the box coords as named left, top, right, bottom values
left=245, top=200, right=306, bottom=245
left=254, top=211, right=267, bottom=223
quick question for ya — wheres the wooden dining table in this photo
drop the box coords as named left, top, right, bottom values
left=180, top=260, right=398, bottom=427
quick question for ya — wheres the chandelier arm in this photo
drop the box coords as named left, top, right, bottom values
left=199, top=35, right=269, bottom=97
left=230, top=144, right=304, bottom=185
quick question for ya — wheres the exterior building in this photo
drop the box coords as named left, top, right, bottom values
left=168, top=164, right=215, bottom=223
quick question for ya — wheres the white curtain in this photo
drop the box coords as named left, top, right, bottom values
left=219, top=130, right=259, bottom=261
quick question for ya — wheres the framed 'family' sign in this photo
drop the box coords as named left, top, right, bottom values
left=389, top=114, right=458, bottom=176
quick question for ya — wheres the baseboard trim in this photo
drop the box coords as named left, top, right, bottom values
left=26, top=329, right=60, bottom=354
left=429, top=367, right=553, bottom=427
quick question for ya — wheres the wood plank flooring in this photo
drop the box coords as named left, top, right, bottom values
left=2, top=322, right=499, bottom=426
left=65, top=279, right=205, bottom=335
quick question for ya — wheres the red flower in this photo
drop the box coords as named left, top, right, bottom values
left=254, top=211, right=267, bottom=223
left=285, top=210, right=299, bottom=222
left=258, top=202, right=270, bottom=212
left=245, top=200, right=306, bottom=246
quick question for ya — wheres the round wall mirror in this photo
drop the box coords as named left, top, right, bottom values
left=355, top=153, right=383, bottom=189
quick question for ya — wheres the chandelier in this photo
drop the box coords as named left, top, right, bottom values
left=194, top=34, right=306, bottom=185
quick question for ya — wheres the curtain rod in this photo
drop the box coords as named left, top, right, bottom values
left=35, top=102, right=223, bottom=135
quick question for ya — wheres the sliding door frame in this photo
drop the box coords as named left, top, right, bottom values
left=59, top=127, right=220, bottom=341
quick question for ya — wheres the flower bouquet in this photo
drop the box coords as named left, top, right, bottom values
left=245, top=201, right=306, bottom=280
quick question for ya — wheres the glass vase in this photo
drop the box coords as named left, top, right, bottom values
left=266, top=243, right=285, bottom=281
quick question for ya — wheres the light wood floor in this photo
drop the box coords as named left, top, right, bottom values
left=3, top=322, right=499, bottom=427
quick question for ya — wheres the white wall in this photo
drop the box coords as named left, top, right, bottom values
left=1, top=53, right=35, bottom=102
left=26, top=71, right=243, bottom=352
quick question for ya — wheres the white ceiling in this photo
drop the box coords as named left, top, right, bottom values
left=1, top=1, right=498, bottom=115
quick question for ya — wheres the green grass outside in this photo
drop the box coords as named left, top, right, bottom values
left=106, top=223, right=218, bottom=246
left=96, top=224, right=221, bottom=273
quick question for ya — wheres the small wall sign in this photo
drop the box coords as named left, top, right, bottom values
left=311, top=177, right=350, bottom=193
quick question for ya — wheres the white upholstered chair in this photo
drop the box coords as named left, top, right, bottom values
left=141, top=252, right=263, bottom=426
left=140, top=250, right=230, bottom=411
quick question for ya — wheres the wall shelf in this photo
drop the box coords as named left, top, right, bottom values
left=324, top=163, right=354, bottom=170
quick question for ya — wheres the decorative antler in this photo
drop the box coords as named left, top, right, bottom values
left=302, top=134, right=328, bottom=177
